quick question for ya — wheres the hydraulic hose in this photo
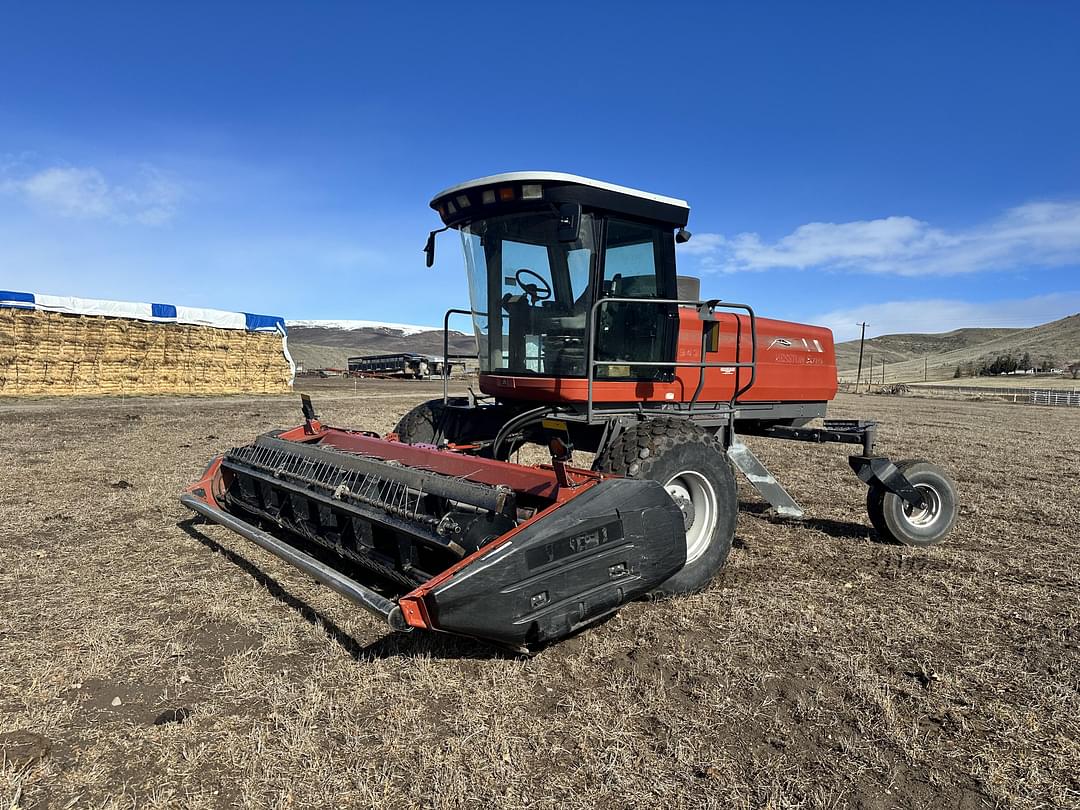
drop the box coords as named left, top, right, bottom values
left=491, top=405, right=565, bottom=460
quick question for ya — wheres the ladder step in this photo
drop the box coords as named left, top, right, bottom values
left=727, top=440, right=804, bottom=519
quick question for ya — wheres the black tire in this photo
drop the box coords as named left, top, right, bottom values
left=593, top=418, right=737, bottom=597
left=393, top=398, right=464, bottom=445
left=866, top=459, right=957, bottom=547
left=393, top=399, right=520, bottom=457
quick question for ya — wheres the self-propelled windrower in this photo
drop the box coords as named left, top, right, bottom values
left=183, top=172, right=958, bottom=650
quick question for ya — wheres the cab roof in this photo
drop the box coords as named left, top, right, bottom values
left=430, top=171, right=690, bottom=229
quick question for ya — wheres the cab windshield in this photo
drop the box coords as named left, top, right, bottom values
left=461, top=212, right=596, bottom=376
left=460, top=212, right=676, bottom=379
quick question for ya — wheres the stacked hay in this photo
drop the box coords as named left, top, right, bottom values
left=0, top=308, right=292, bottom=396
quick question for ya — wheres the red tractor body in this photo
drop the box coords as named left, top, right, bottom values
left=480, top=309, right=837, bottom=406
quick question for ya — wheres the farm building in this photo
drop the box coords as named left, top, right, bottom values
left=0, top=290, right=294, bottom=396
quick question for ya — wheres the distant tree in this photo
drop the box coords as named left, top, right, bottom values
left=1020, top=351, right=1032, bottom=371
left=1071, top=362, right=1080, bottom=380
left=953, top=364, right=962, bottom=379
left=981, top=355, right=1019, bottom=375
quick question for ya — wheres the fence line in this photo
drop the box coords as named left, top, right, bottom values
left=839, top=381, right=1080, bottom=407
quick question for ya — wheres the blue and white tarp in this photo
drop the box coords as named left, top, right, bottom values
left=0, top=290, right=294, bottom=383
left=0, top=290, right=287, bottom=334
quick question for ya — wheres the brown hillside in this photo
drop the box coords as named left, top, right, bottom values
left=287, top=325, right=476, bottom=371
left=834, top=327, right=1018, bottom=368
left=836, top=314, right=1080, bottom=382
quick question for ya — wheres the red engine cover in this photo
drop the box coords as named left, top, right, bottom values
left=479, top=310, right=838, bottom=405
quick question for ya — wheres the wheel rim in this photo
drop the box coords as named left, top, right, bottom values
left=664, top=471, right=717, bottom=564
left=901, top=483, right=942, bottom=528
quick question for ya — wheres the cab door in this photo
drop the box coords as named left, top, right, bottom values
left=595, top=218, right=678, bottom=380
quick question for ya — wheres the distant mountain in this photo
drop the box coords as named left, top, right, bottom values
left=835, top=314, right=1080, bottom=381
left=288, top=318, right=440, bottom=336
left=286, top=313, right=1080, bottom=379
left=285, top=321, right=476, bottom=371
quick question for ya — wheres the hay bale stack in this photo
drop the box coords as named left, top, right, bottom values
left=0, top=308, right=292, bottom=396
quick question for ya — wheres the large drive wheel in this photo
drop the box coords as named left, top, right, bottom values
left=866, top=459, right=958, bottom=547
left=593, top=418, right=737, bottom=597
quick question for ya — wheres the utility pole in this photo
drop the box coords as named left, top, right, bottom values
left=924, top=356, right=928, bottom=382
left=855, top=322, right=869, bottom=390
left=882, top=358, right=886, bottom=384
left=867, top=353, right=873, bottom=391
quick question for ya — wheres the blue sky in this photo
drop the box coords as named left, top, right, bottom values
left=2, top=1, right=1079, bottom=341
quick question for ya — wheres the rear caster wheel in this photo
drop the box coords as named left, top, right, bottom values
left=593, top=418, right=737, bottom=596
left=867, top=459, right=958, bottom=547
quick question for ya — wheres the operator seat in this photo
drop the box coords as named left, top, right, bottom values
left=596, top=274, right=665, bottom=377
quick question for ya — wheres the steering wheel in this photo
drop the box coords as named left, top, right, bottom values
left=514, top=268, right=552, bottom=303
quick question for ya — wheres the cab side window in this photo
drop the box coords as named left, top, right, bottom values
left=602, top=219, right=663, bottom=298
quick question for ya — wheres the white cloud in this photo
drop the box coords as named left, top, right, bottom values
left=1, top=162, right=182, bottom=225
left=679, top=201, right=1080, bottom=276
left=19, top=167, right=112, bottom=218
left=812, top=292, right=1080, bottom=342
left=677, top=232, right=727, bottom=255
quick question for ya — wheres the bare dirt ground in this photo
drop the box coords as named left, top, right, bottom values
left=2, top=380, right=1078, bottom=809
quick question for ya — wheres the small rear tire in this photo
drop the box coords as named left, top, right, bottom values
left=593, top=418, right=737, bottom=597
left=866, top=459, right=957, bottom=547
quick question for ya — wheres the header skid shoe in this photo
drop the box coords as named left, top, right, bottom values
left=182, top=416, right=687, bottom=648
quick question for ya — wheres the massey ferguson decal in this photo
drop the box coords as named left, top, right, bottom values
left=768, top=335, right=826, bottom=364
left=767, top=336, right=824, bottom=352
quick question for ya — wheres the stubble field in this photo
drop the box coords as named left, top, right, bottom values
left=1, top=380, right=1078, bottom=809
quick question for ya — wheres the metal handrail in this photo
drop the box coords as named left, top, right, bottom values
left=442, top=307, right=484, bottom=404
left=585, top=296, right=758, bottom=423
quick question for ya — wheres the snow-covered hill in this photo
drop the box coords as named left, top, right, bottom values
left=286, top=319, right=441, bottom=336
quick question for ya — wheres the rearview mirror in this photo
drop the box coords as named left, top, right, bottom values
left=557, top=203, right=582, bottom=242
left=424, top=230, right=438, bottom=267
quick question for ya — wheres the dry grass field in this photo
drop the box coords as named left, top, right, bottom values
left=2, top=381, right=1078, bottom=809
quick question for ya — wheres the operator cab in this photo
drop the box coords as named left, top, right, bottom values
left=429, top=172, right=691, bottom=381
